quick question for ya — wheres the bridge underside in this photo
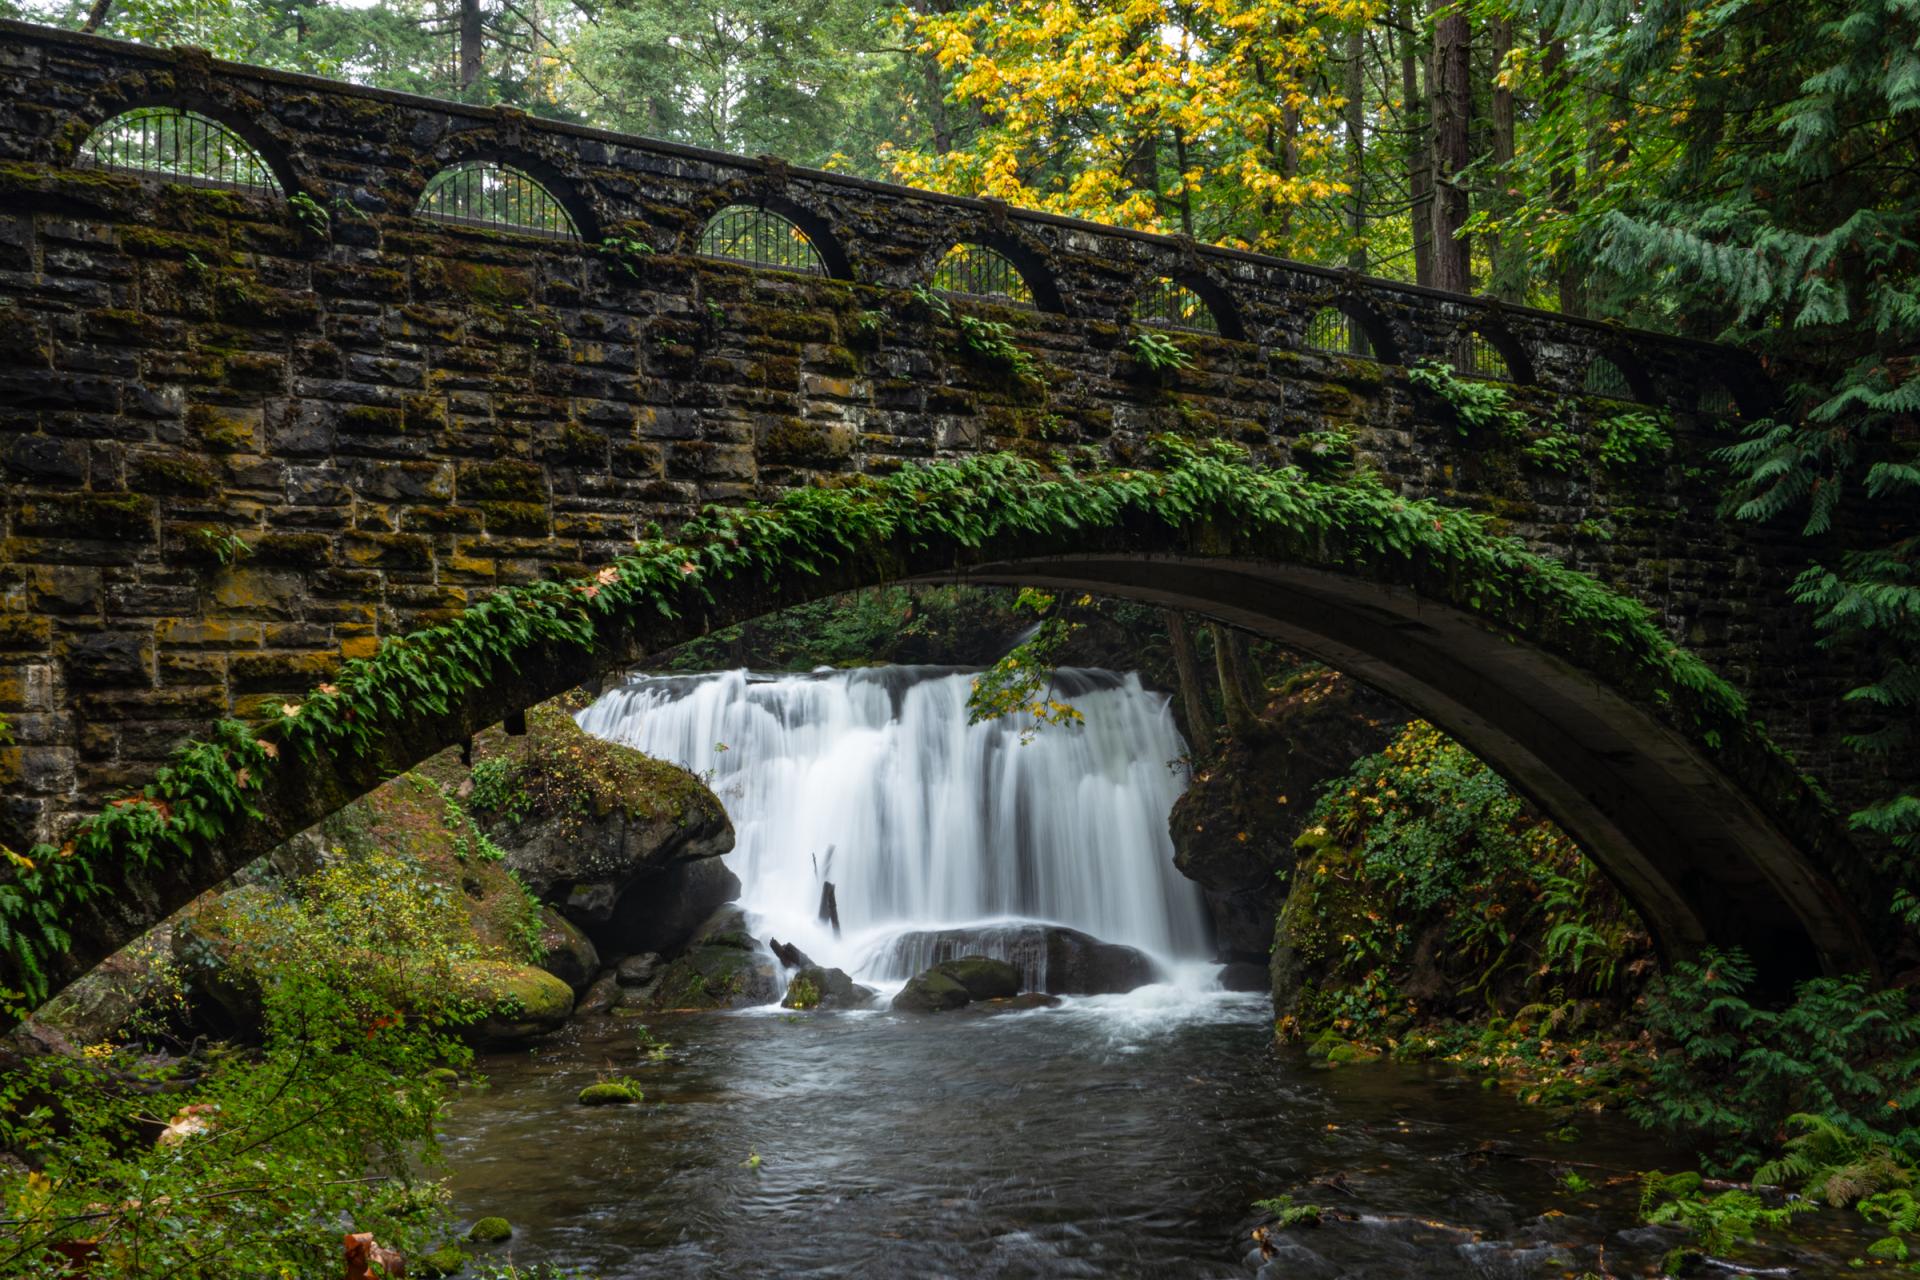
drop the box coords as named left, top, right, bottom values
left=938, top=555, right=1872, bottom=981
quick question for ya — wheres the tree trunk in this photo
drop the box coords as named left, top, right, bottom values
left=81, top=0, right=113, bottom=32
left=1165, top=610, right=1216, bottom=749
left=1429, top=0, right=1471, bottom=293
left=1209, top=624, right=1258, bottom=739
left=1487, top=13, right=1518, bottom=300
left=1344, top=21, right=1367, bottom=276
left=906, top=0, right=954, bottom=154
left=1225, top=630, right=1264, bottom=716
left=459, top=0, right=484, bottom=98
left=1398, top=0, right=1433, bottom=287
left=1543, top=36, right=1582, bottom=314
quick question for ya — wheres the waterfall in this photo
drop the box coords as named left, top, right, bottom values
left=575, top=665, right=1211, bottom=978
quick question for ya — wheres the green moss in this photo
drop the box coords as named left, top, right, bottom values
left=131, top=452, right=221, bottom=496
left=459, top=459, right=546, bottom=502
left=478, top=501, right=549, bottom=535
left=340, top=404, right=405, bottom=434
left=445, top=261, right=534, bottom=307
left=470, top=701, right=712, bottom=830
left=577, top=1080, right=645, bottom=1106
left=762, top=418, right=850, bottom=466
left=416, top=1245, right=469, bottom=1277
left=467, top=1215, right=514, bottom=1241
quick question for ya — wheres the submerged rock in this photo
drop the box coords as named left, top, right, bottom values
left=892, top=955, right=1020, bottom=1014
left=875, top=924, right=1161, bottom=996
left=781, top=965, right=876, bottom=1011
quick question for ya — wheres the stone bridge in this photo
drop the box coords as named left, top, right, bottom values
left=0, top=19, right=1902, bottom=1007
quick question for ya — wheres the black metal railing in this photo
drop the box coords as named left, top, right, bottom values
left=1584, top=356, right=1634, bottom=400
left=697, top=204, right=825, bottom=273
left=932, top=243, right=1033, bottom=305
left=1458, top=330, right=1512, bottom=381
left=416, top=162, right=578, bottom=240
left=80, top=107, right=278, bottom=195
left=1304, top=306, right=1373, bottom=358
left=1138, top=277, right=1218, bottom=334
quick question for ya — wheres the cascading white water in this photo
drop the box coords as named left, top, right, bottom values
left=575, top=665, right=1211, bottom=981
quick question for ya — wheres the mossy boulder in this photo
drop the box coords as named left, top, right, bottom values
left=577, top=1080, right=645, bottom=1106
left=451, top=960, right=574, bottom=1047
left=463, top=701, right=736, bottom=955
left=891, top=956, right=1020, bottom=1013
left=417, top=1245, right=470, bottom=1277
left=466, top=1215, right=514, bottom=1242
left=781, top=965, right=875, bottom=1011
left=535, top=907, right=600, bottom=992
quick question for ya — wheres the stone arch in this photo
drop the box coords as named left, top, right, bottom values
left=1136, top=271, right=1246, bottom=341
left=919, top=229, right=1065, bottom=314
left=1454, top=320, right=1535, bottom=385
left=1301, top=297, right=1399, bottom=363
left=2, top=458, right=1879, bottom=1020
left=404, top=135, right=601, bottom=243
left=1583, top=350, right=1657, bottom=404
left=62, top=71, right=301, bottom=198
left=684, top=189, right=853, bottom=280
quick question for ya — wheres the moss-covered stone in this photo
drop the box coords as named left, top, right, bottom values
left=577, top=1080, right=645, bottom=1106
left=466, top=1216, right=514, bottom=1242
left=417, top=1245, right=470, bottom=1277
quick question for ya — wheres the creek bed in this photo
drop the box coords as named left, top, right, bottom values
left=438, top=988, right=1873, bottom=1278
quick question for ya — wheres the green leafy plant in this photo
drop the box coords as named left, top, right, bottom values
left=1252, top=1194, right=1322, bottom=1227
left=965, top=587, right=1087, bottom=740
left=1595, top=410, right=1674, bottom=470
left=596, top=233, right=655, bottom=278
left=1524, top=428, right=1582, bottom=473
left=1128, top=328, right=1194, bottom=375
left=288, top=190, right=330, bottom=237
left=191, top=526, right=252, bottom=566
left=1639, top=1170, right=1813, bottom=1270
left=1407, top=360, right=1530, bottom=439
left=912, top=284, right=1039, bottom=379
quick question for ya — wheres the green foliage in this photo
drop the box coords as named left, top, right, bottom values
left=1128, top=328, right=1194, bottom=374
left=596, top=233, right=656, bottom=278
left=1638, top=1170, right=1813, bottom=1269
left=2, top=443, right=1776, bottom=1011
left=287, top=190, right=329, bottom=237
left=191, top=526, right=253, bottom=565
left=1523, top=428, right=1582, bottom=474
left=1407, top=360, right=1530, bottom=440
left=1631, top=948, right=1920, bottom=1177
left=786, top=975, right=821, bottom=1009
left=0, top=868, right=474, bottom=1275
left=1291, top=428, right=1355, bottom=479
left=1593, top=411, right=1673, bottom=471
left=912, top=284, right=1040, bottom=380
left=577, top=1077, right=647, bottom=1105
left=1251, top=1194, right=1322, bottom=1228
left=466, top=756, right=529, bottom=826
left=964, top=587, right=1087, bottom=741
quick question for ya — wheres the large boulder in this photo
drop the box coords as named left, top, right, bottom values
left=451, top=960, right=574, bottom=1047
left=30, top=924, right=177, bottom=1046
left=891, top=956, right=1020, bottom=1013
left=1170, top=670, right=1406, bottom=964
left=873, top=924, right=1161, bottom=996
left=465, top=702, right=735, bottom=957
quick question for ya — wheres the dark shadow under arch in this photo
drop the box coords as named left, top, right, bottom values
left=6, top=492, right=1880, bottom=1020
left=1463, top=321, right=1536, bottom=385
left=1587, top=348, right=1658, bottom=404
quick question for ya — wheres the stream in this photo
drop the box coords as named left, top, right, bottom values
left=437, top=665, right=1872, bottom=1277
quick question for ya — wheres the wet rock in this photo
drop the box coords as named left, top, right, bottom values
left=30, top=924, right=176, bottom=1045
left=781, top=965, right=876, bottom=1010
left=616, top=952, right=662, bottom=986
left=535, top=908, right=599, bottom=992
left=892, top=955, right=1020, bottom=1013
left=576, top=971, right=623, bottom=1017
left=466, top=1216, right=514, bottom=1242
left=1169, top=670, right=1406, bottom=965
left=875, top=923, right=1160, bottom=995
left=638, top=906, right=779, bottom=1010
left=599, top=857, right=743, bottom=958
left=171, top=885, right=276, bottom=1035
left=468, top=704, right=735, bottom=951
left=451, top=961, right=574, bottom=1047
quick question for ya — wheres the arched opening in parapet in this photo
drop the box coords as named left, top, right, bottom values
left=929, top=236, right=1065, bottom=313
left=697, top=202, right=848, bottom=278
left=1452, top=324, right=1533, bottom=384
left=1137, top=274, right=1244, bottom=341
left=79, top=106, right=284, bottom=197
left=1301, top=301, right=1394, bottom=363
left=1696, top=376, right=1744, bottom=419
left=416, top=161, right=581, bottom=241
left=1583, top=353, right=1652, bottom=403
